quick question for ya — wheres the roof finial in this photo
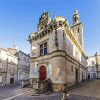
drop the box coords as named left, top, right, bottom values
left=74, top=9, right=79, bottom=16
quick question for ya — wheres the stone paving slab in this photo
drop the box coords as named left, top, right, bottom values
left=70, top=80, right=100, bottom=99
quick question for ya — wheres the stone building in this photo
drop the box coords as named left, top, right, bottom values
left=87, top=56, right=97, bottom=79
left=6, top=47, right=18, bottom=84
left=0, top=48, right=7, bottom=86
left=87, top=52, right=100, bottom=79
left=18, top=50, right=30, bottom=82
left=29, top=10, right=87, bottom=91
left=0, top=46, right=30, bottom=85
left=0, top=47, right=18, bottom=85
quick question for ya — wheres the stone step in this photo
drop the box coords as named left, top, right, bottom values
left=16, top=88, right=39, bottom=95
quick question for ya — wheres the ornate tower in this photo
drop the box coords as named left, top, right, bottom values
left=71, top=9, right=84, bottom=47
left=37, top=12, right=51, bottom=31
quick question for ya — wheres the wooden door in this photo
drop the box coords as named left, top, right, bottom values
left=39, top=66, right=46, bottom=81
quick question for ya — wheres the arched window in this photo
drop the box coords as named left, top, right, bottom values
left=78, top=28, right=80, bottom=33
left=74, top=17, right=77, bottom=22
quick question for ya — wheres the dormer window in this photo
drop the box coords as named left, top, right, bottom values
left=40, top=42, right=48, bottom=56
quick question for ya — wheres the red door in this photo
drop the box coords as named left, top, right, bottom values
left=39, top=66, right=46, bottom=81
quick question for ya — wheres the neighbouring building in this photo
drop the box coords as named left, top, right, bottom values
left=0, top=46, right=30, bottom=85
left=29, top=10, right=87, bottom=92
left=87, top=56, right=97, bottom=79
left=18, top=50, right=30, bottom=83
left=87, top=52, right=100, bottom=79
left=6, top=47, right=18, bottom=84
left=0, top=48, right=8, bottom=86
left=0, top=47, right=18, bottom=85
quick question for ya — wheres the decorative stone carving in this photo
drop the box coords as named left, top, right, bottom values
left=38, top=12, right=51, bottom=31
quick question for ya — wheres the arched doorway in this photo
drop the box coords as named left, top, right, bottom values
left=39, top=66, right=47, bottom=81
left=75, top=68, right=78, bottom=83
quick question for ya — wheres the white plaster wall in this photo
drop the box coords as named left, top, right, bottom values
left=7, top=54, right=17, bottom=64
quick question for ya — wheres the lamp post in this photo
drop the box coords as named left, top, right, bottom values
left=95, top=52, right=98, bottom=79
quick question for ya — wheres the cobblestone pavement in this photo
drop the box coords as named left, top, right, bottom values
left=0, top=80, right=100, bottom=100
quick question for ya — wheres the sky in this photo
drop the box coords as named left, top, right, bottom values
left=0, top=0, right=100, bottom=56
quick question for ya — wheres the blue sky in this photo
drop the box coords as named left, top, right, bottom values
left=0, top=0, right=100, bottom=56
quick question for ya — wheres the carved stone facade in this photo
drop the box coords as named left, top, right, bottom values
left=29, top=10, right=87, bottom=91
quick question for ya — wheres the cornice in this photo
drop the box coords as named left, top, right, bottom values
left=29, top=20, right=68, bottom=43
left=30, top=50, right=87, bottom=70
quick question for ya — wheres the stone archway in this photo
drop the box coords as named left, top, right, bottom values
left=39, top=66, right=47, bottom=81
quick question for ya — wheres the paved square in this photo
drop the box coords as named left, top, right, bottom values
left=0, top=80, right=100, bottom=100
